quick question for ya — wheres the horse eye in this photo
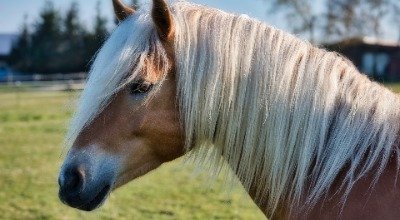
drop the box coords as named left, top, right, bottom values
left=129, top=81, right=153, bottom=95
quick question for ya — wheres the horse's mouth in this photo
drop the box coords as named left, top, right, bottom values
left=78, top=184, right=111, bottom=211
left=60, top=184, right=112, bottom=211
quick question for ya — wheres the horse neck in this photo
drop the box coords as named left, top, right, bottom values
left=173, top=3, right=400, bottom=214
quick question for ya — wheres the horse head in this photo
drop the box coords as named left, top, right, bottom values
left=58, top=0, right=183, bottom=211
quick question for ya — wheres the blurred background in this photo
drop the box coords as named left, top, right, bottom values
left=0, top=0, right=399, bottom=219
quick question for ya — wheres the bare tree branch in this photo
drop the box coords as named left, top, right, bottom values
left=266, top=0, right=398, bottom=42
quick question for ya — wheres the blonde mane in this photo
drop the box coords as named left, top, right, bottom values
left=67, top=1, right=400, bottom=215
left=173, top=2, right=400, bottom=214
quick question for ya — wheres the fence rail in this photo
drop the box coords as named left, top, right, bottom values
left=0, top=72, right=87, bottom=83
left=0, top=72, right=87, bottom=91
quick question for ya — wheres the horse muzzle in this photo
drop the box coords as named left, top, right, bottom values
left=58, top=146, right=120, bottom=211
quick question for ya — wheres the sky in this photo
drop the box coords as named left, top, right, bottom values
left=0, top=0, right=398, bottom=42
left=0, top=0, right=274, bottom=33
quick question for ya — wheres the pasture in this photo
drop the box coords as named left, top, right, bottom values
left=0, top=87, right=264, bottom=219
left=1, top=83, right=400, bottom=219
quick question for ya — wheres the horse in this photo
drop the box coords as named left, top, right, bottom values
left=58, top=0, right=400, bottom=219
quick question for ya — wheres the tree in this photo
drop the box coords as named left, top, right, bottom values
left=326, top=0, right=388, bottom=41
left=8, top=15, right=32, bottom=72
left=8, top=0, right=113, bottom=74
left=30, top=0, right=63, bottom=73
left=266, top=0, right=400, bottom=43
left=85, top=0, right=109, bottom=63
left=268, top=0, right=320, bottom=43
left=61, top=1, right=87, bottom=72
left=93, top=1, right=109, bottom=45
left=388, top=0, right=400, bottom=42
left=64, top=2, right=82, bottom=38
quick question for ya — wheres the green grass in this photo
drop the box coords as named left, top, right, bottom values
left=385, top=83, right=400, bottom=93
left=0, top=89, right=264, bottom=219
left=2, top=83, right=400, bottom=220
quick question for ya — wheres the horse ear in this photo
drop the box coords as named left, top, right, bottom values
left=152, top=0, right=175, bottom=42
left=113, top=0, right=135, bottom=22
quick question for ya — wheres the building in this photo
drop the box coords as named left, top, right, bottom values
left=327, top=37, right=400, bottom=82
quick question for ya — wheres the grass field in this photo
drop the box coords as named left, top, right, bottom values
left=1, top=83, right=400, bottom=220
left=0, top=88, right=264, bottom=219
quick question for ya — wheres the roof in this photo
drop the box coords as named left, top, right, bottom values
left=361, top=37, right=400, bottom=47
left=326, top=37, right=400, bottom=51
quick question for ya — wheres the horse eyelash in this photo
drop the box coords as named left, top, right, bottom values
left=129, top=80, right=154, bottom=95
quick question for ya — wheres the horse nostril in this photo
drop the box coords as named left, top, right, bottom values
left=60, top=166, right=86, bottom=195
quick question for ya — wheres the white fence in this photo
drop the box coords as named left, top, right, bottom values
left=0, top=72, right=87, bottom=91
